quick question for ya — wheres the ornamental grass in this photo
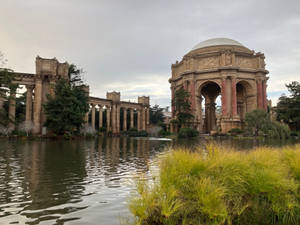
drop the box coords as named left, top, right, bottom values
left=129, top=144, right=300, bottom=225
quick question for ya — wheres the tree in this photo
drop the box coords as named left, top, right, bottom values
left=245, top=109, right=271, bottom=136
left=245, top=109, right=290, bottom=138
left=44, top=64, right=89, bottom=135
left=0, top=52, right=18, bottom=129
left=150, top=104, right=164, bottom=125
left=172, top=87, right=194, bottom=127
left=276, top=81, right=300, bottom=131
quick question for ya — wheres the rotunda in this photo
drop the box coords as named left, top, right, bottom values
left=169, top=38, right=269, bottom=133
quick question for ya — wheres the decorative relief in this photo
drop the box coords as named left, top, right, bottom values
left=225, top=51, right=232, bottom=66
left=198, top=56, right=219, bottom=69
left=236, top=57, right=253, bottom=69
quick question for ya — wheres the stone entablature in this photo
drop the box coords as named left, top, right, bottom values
left=171, top=45, right=267, bottom=81
left=2, top=56, right=150, bottom=135
left=169, top=38, right=269, bottom=133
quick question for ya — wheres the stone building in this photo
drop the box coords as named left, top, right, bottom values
left=169, top=38, right=269, bottom=133
left=1, top=56, right=150, bottom=135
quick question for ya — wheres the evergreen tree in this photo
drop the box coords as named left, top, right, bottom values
left=150, top=104, right=165, bottom=125
left=172, top=87, right=194, bottom=127
left=44, top=64, right=89, bottom=134
left=276, top=81, right=300, bottom=131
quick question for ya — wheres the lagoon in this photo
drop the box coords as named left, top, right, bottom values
left=0, top=137, right=299, bottom=225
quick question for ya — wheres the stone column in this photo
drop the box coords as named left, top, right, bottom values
left=116, top=105, right=120, bottom=133
left=205, top=102, right=210, bottom=132
left=91, top=104, right=96, bottom=130
left=210, top=102, right=216, bottom=131
left=262, top=80, right=267, bottom=111
left=25, top=85, right=34, bottom=123
left=221, top=78, right=227, bottom=116
left=231, top=77, right=237, bottom=117
left=84, top=109, right=89, bottom=124
left=98, top=106, right=103, bottom=129
left=190, top=80, right=196, bottom=112
left=111, top=104, right=116, bottom=133
left=146, top=107, right=150, bottom=126
left=123, top=108, right=127, bottom=131
left=171, top=87, right=175, bottom=117
left=137, top=109, right=141, bottom=131
left=257, top=79, right=263, bottom=109
left=0, top=95, right=4, bottom=110
left=106, top=106, right=111, bottom=131
left=130, top=109, right=134, bottom=128
left=33, top=78, right=42, bottom=134
left=8, top=88, right=16, bottom=130
left=142, top=107, right=146, bottom=131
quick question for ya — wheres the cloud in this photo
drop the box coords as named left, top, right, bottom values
left=0, top=0, right=299, bottom=107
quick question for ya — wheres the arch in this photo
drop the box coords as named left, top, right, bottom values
left=198, top=81, right=222, bottom=133
left=236, top=80, right=256, bottom=123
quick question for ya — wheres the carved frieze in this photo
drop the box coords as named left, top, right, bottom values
left=198, top=56, right=219, bottom=69
left=236, top=56, right=253, bottom=69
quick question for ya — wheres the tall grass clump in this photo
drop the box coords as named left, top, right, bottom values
left=129, top=144, right=300, bottom=225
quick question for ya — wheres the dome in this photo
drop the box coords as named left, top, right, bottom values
left=191, top=38, right=244, bottom=51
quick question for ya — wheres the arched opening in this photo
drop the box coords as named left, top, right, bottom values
left=236, top=81, right=255, bottom=125
left=199, top=81, right=221, bottom=133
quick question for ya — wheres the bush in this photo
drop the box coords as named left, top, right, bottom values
left=125, top=128, right=148, bottom=137
left=158, top=129, right=171, bottom=137
left=178, top=127, right=199, bottom=138
left=130, top=144, right=300, bottom=225
left=245, top=109, right=291, bottom=139
left=99, top=127, right=106, bottom=132
left=290, top=131, right=299, bottom=137
left=228, top=128, right=243, bottom=135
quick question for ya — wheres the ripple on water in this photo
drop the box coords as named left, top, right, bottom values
left=0, top=138, right=171, bottom=224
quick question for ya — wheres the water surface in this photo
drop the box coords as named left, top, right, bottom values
left=0, top=137, right=299, bottom=225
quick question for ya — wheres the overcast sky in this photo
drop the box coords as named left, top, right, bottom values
left=1, top=0, right=299, bottom=107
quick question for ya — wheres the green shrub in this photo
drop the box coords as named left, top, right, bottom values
left=125, top=128, right=148, bottom=137
left=290, top=131, right=299, bottom=137
left=11, top=130, right=27, bottom=136
left=99, top=127, right=106, bottom=132
left=130, top=144, right=300, bottom=225
left=228, top=128, right=243, bottom=135
left=158, top=129, right=171, bottom=137
left=63, top=132, right=72, bottom=140
left=178, top=127, right=199, bottom=138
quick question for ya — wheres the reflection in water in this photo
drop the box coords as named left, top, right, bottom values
left=0, top=138, right=170, bottom=225
left=0, top=137, right=298, bottom=224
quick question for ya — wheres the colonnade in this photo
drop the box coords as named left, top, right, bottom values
left=0, top=84, right=35, bottom=131
left=87, top=103, right=150, bottom=134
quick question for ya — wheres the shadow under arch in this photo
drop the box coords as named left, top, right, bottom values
left=198, top=81, right=221, bottom=133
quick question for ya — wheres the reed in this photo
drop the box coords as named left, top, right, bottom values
left=129, top=144, right=300, bottom=225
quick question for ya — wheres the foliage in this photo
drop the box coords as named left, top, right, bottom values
left=245, top=109, right=290, bottom=138
left=44, top=65, right=89, bottom=134
left=178, top=127, right=199, bottom=138
left=277, top=81, right=300, bottom=131
left=130, top=144, right=300, bottom=225
left=150, top=104, right=165, bottom=125
left=99, top=127, right=107, bottom=132
left=245, top=109, right=270, bottom=135
left=125, top=128, right=148, bottom=137
left=158, top=129, right=171, bottom=137
left=0, top=54, right=19, bottom=128
left=172, top=87, right=194, bottom=127
left=228, top=128, right=243, bottom=135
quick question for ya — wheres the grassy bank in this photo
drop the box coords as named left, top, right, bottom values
left=129, top=144, right=300, bottom=225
